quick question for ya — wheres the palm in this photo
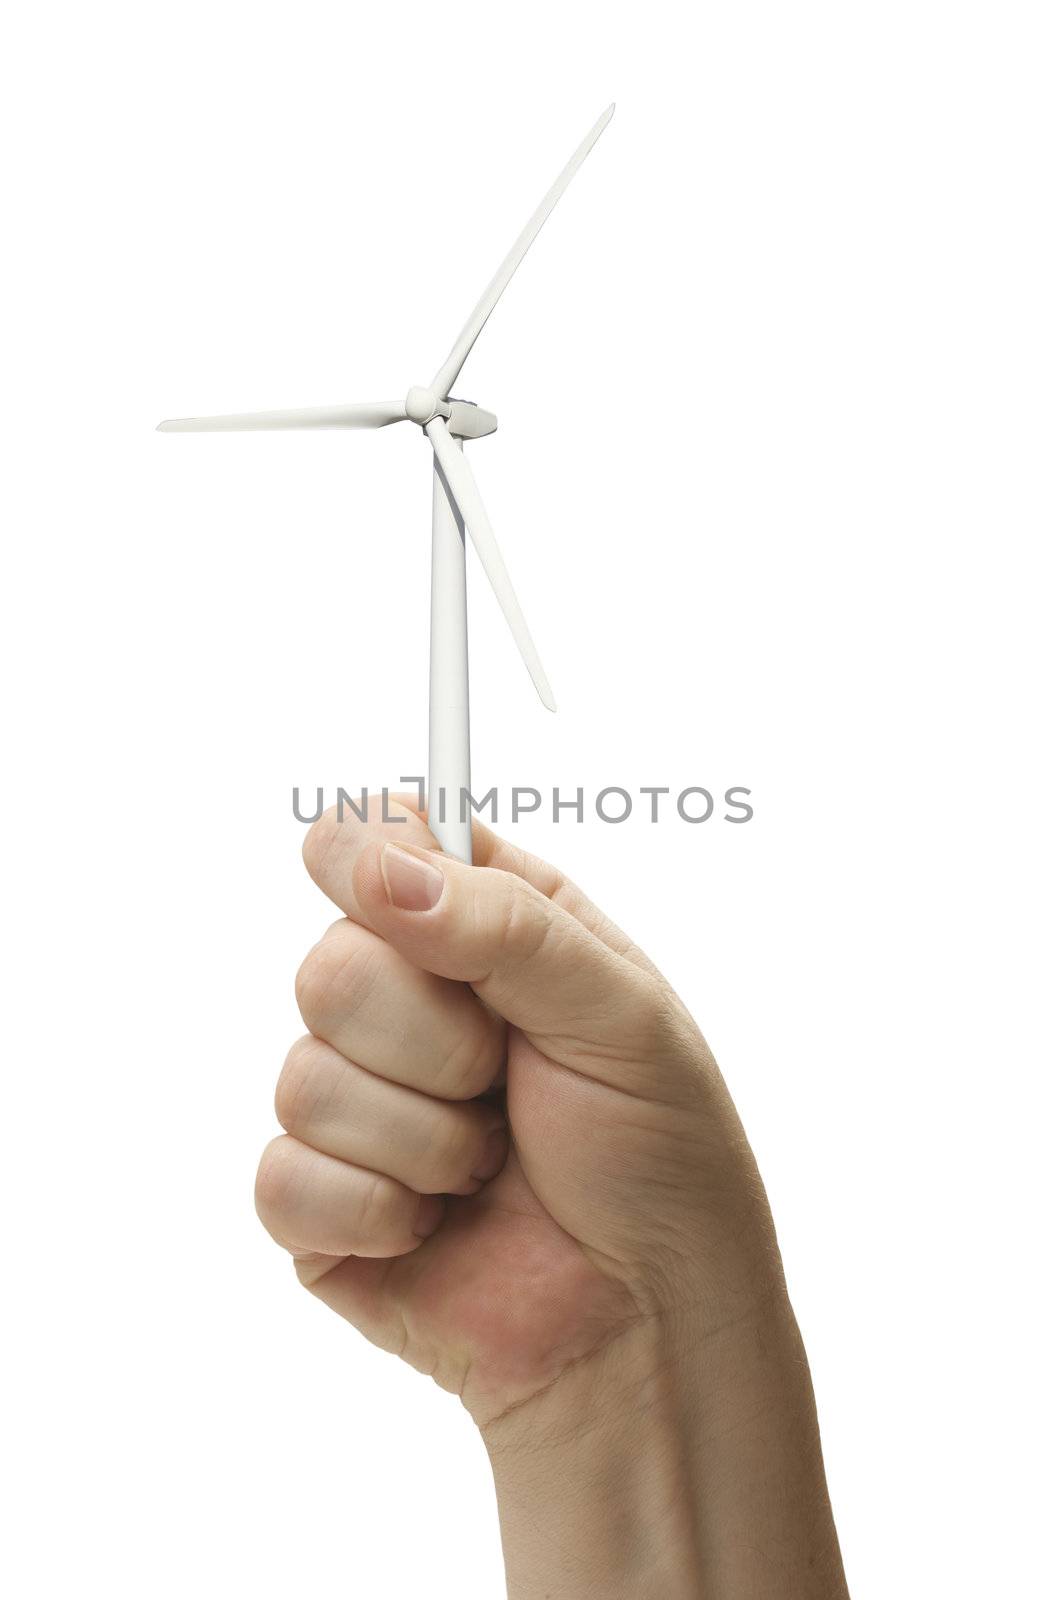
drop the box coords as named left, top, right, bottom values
left=300, top=1032, right=642, bottom=1425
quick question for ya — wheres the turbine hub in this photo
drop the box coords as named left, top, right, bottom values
left=405, top=385, right=442, bottom=425
left=404, top=387, right=498, bottom=439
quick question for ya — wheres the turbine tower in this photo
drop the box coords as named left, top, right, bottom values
left=158, top=104, right=614, bottom=861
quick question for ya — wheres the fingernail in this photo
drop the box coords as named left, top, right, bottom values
left=471, top=1125, right=509, bottom=1183
left=382, top=845, right=444, bottom=911
left=414, top=1194, right=446, bottom=1239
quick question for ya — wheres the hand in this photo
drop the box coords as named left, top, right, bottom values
left=257, top=792, right=768, bottom=1415
left=256, top=794, right=848, bottom=1597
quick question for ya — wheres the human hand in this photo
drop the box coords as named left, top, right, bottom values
left=256, top=794, right=847, bottom=1597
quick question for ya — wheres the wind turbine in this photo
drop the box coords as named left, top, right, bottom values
left=158, top=104, right=614, bottom=862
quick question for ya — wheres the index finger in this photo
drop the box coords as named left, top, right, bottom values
left=303, top=790, right=656, bottom=975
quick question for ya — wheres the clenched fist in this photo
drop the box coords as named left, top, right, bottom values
left=256, top=793, right=848, bottom=1599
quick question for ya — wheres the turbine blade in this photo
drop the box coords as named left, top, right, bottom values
left=425, top=418, right=555, bottom=712
left=428, top=103, right=615, bottom=400
left=156, top=401, right=407, bottom=433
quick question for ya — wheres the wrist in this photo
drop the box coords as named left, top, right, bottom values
left=482, top=1314, right=701, bottom=1599
left=481, top=1289, right=847, bottom=1600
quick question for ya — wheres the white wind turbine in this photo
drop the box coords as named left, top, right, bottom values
left=159, top=104, right=614, bottom=862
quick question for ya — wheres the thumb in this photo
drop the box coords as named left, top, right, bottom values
left=352, top=839, right=680, bottom=1098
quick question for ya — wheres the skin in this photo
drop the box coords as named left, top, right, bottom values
left=256, top=793, right=849, bottom=1598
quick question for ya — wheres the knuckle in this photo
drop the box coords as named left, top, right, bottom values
left=425, top=1112, right=479, bottom=1186
left=294, top=943, right=330, bottom=1022
left=617, top=967, right=666, bottom=1034
left=302, top=806, right=342, bottom=887
left=495, top=877, right=553, bottom=964
left=435, top=1025, right=500, bottom=1099
left=274, top=1037, right=328, bottom=1135
left=254, top=1136, right=300, bottom=1224
left=354, top=1169, right=405, bottom=1242
left=295, top=931, right=377, bottom=1030
left=623, top=971, right=688, bottom=1059
left=477, top=876, right=555, bottom=1014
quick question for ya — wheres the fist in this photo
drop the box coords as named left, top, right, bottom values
left=256, top=794, right=779, bottom=1427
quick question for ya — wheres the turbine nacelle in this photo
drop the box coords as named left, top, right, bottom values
left=404, top=387, right=498, bottom=440
left=439, top=398, right=498, bottom=440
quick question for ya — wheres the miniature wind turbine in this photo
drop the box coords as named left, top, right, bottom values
left=158, top=104, right=614, bottom=862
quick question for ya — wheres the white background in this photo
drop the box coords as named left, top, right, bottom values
left=2, top=3, right=1035, bottom=1595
